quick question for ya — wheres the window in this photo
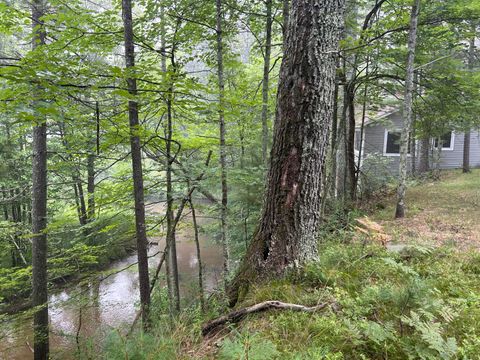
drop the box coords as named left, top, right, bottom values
left=433, top=131, right=454, bottom=150
left=384, top=130, right=411, bottom=156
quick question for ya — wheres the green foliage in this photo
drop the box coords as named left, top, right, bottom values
left=359, top=154, right=396, bottom=199
left=0, top=266, right=32, bottom=302
left=219, top=331, right=279, bottom=360
left=227, top=240, right=480, bottom=359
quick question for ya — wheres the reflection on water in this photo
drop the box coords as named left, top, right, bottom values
left=0, top=207, right=222, bottom=360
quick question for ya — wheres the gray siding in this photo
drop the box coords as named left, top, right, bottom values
left=360, top=112, right=411, bottom=176
left=358, top=110, right=480, bottom=175
left=438, top=131, right=480, bottom=169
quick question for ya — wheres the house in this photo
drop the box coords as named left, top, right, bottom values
left=355, top=108, right=480, bottom=175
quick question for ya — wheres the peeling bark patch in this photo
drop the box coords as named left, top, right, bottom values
left=281, top=147, right=301, bottom=208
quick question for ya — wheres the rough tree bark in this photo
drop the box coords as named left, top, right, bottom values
left=463, top=22, right=476, bottom=173
left=215, top=0, right=230, bottom=286
left=228, top=0, right=344, bottom=305
left=261, top=0, right=273, bottom=165
left=282, top=0, right=290, bottom=45
left=418, top=137, right=430, bottom=173
left=31, top=0, right=49, bottom=358
left=395, top=0, right=421, bottom=219
left=121, top=0, right=151, bottom=328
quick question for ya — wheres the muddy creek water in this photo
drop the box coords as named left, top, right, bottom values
left=0, top=206, right=223, bottom=359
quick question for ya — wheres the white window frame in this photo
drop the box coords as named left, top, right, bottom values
left=383, top=129, right=411, bottom=157
left=433, top=132, right=455, bottom=151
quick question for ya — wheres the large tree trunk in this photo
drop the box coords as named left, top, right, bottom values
left=261, top=0, right=273, bottom=165
left=228, top=0, right=344, bottom=305
left=282, top=0, right=290, bottom=45
left=121, top=0, right=151, bottom=329
left=395, top=0, right=421, bottom=219
left=31, top=1, right=49, bottom=358
left=215, top=0, right=230, bottom=286
left=463, top=22, right=475, bottom=173
left=418, top=137, right=430, bottom=173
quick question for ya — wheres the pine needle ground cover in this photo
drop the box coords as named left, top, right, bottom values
left=374, top=169, right=480, bottom=250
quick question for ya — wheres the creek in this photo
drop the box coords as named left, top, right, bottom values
left=0, top=205, right=223, bottom=359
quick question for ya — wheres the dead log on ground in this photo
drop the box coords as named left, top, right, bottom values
left=202, top=300, right=338, bottom=336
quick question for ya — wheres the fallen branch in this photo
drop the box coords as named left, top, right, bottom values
left=202, top=300, right=337, bottom=336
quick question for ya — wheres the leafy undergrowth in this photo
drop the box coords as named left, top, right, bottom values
left=93, top=171, right=480, bottom=359
left=210, top=243, right=480, bottom=360
left=94, top=242, right=480, bottom=360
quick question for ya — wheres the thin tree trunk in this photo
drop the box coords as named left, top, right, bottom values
left=215, top=0, right=230, bottom=287
left=160, top=5, right=180, bottom=315
left=87, top=103, right=98, bottom=221
left=73, top=183, right=83, bottom=225
left=76, top=179, right=87, bottom=225
left=121, top=0, right=151, bottom=329
left=261, top=0, right=273, bottom=165
left=463, top=22, right=475, bottom=173
left=356, top=80, right=368, bottom=194
left=189, top=198, right=205, bottom=313
left=411, top=72, right=418, bottom=175
left=15, top=188, right=22, bottom=223
left=2, top=186, right=9, bottom=221
left=346, top=85, right=356, bottom=200
left=336, top=64, right=347, bottom=201
left=58, top=123, right=87, bottom=226
left=228, top=0, right=344, bottom=305
left=10, top=189, right=17, bottom=223
left=329, top=77, right=339, bottom=199
left=31, top=1, right=49, bottom=357
left=165, top=83, right=180, bottom=314
left=395, top=0, right=421, bottom=219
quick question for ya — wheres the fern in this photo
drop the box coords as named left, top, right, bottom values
left=402, top=310, right=458, bottom=359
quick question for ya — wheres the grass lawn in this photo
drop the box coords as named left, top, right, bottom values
left=371, top=169, right=480, bottom=250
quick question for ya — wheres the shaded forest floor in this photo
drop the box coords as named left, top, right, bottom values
left=372, top=169, right=480, bottom=250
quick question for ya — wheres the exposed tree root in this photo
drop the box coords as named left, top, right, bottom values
left=202, top=300, right=339, bottom=337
